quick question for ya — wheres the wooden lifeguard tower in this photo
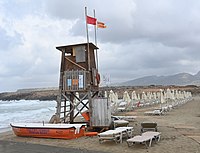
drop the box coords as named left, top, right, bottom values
left=55, top=42, right=111, bottom=128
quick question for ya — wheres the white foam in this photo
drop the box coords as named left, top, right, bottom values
left=0, top=100, right=56, bottom=132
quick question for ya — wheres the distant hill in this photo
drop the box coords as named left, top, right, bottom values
left=0, top=88, right=59, bottom=101
left=120, top=71, right=200, bottom=86
left=1, top=71, right=200, bottom=101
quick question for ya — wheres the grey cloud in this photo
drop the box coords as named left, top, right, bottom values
left=44, top=1, right=86, bottom=20
left=98, top=38, right=200, bottom=82
left=0, top=28, right=23, bottom=51
left=1, top=0, right=200, bottom=91
left=2, top=0, right=43, bottom=19
left=41, top=0, right=200, bottom=49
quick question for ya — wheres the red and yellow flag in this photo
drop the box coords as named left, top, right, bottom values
left=97, top=21, right=107, bottom=28
left=86, top=16, right=97, bottom=25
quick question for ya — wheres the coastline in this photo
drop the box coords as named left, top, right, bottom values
left=0, top=85, right=199, bottom=101
left=0, top=96, right=200, bottom=153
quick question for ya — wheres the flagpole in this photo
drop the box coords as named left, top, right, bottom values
left=93, top=9, right=97, bottom=46
left=85, top=7, right=92, bottom=127
left=85, top=7, right=91, bottom=72
left=93, top=9, right=98, bottom=70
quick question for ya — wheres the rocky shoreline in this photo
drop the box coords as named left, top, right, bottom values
left=0, top=89, right=59, bottom=101
left=0, top=85, right=199, bottom=101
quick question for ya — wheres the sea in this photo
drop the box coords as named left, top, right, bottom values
left=0, top=100, right=56, bottom=133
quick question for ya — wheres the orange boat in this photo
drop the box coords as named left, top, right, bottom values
left=10, top=123, right=86, bottom=139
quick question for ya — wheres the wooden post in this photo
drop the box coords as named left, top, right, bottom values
left=70, top=92, right=74, bottom=123
left=56, top=49, right=65, bottom=117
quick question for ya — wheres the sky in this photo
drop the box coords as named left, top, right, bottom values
left=1, top=0, right=200, bottom=92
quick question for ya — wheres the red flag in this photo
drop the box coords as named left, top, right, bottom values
left=87, top=16, right=97, bottom=25
left=97, top=21, right=107, bottom=28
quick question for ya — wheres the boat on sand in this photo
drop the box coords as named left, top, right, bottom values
left=10, top=123, right=86, bottom=139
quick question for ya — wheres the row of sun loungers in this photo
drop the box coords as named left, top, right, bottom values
left=111, top=92, right=193, bottom=113
left=98, top=118, right=161, bottom=149
left=116, top=100, right=160, bottom=112
left=98, top=96, right=192, bottom=148
left=144, top=98, right=192, bottom=116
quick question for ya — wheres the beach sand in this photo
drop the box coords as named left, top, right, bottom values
left=0, top=96, right=200, bottom=153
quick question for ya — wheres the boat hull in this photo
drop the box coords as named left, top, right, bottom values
left=11, top=123, right=86, bottom=139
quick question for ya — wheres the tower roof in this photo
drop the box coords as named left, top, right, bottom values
left=56, top=42, right=98, bottom=53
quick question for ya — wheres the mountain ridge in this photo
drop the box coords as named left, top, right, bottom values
left=119, top=71, right=200, bottom=86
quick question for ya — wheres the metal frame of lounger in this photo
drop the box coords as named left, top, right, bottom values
left=126, top=135, right=153, bottom=148
left=144, top=109, right=163, bottom=116
left=153, top=109, right=163, bottom=115
left=117, top=107, right=126, bottom=112
left=127, top=132, right=161, bottom=148
left=98, top=127, right=134, bottom=144
left=144, top=111, right=154, bottom=116
left=115, top=127, right=134, bottom=139
left=141, top=122, right=158, bottom=133
left=142, top=131, right=161, bottom=143
left=98, top=129, right=124, bottom=144
left=113, top=120, right=129, bottom=129
left=112, top=116, right=137, bottom=122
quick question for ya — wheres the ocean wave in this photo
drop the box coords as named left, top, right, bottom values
left=0, top=100, right=56, bottom=132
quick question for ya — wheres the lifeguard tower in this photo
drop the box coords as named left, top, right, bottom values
left=55, top=42, right=111, bottom=128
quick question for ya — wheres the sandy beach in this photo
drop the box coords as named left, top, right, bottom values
left=0, top=96, right=200, bottom=153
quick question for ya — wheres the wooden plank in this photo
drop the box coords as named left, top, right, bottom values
left=91, top=98, right=111, bottom=127
left=65, top=57, right=86, bottom=70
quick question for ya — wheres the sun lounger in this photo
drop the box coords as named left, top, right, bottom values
left=113, top=120, right=129, bottom=129
left=127, top=135, right=153, bottom=148
left=115, top=127, right=134, bottom=138
left=161, top=106, right=169, bottom=112
left=144, top=109, right=163, bottom=116
left=98, top=126, right=134, bottom=144
left=98, top=128, right=128, bottom=144
left=168, top=105, right=173, bottom=110
left=112, top=116, right=137, bottom=122
left=117, top=107, right=126, bottom=112
left=127, top=132, right=161, bottom=148
left=117, top=101, right=127, bottom=112
left=142, top=131, right=161, bottom=142
left=141, top=122, right=158, bottom=132
left=144, top=111, right=154, bottom=115
left=98, top=130, right=122, bottom=143
left=153, top=109, right=163, bottom=115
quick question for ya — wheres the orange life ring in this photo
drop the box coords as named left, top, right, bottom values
left=96, top=73, right=100, bottom=84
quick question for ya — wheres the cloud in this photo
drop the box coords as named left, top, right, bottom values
left=0, top=1, right=85, bottom=91
left=0, top=28, right=23, bottom=51
left=1, top=0, right=200, bottom=91
left=44, top=1, right=86, bottom=20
